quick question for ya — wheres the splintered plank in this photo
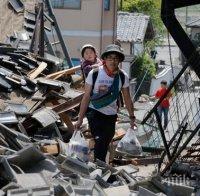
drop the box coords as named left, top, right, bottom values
left=52, top=94, right=83, bottom=114
left=50, top=100, right=74, bottom=132
left=132, top=157, right=161, bottom=165
left=104, top=185, right=130, bottom=196
left=28, top=62, right=47, bottom=80
left=46, top=65, right=81, bottom=79
left=41, top=144, right=59, bottom=155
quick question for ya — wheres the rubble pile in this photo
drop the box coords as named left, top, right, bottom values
left=0, top=47, right=199, bottom=196
left=0, top=126, right=199, bottom=196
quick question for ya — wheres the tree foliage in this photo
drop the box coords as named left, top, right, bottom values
left=131, top=53, right=156, bottom=81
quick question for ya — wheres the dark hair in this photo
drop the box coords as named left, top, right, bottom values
left=104, top=51, right=124, bottom=61
left=161, top=80, right=167, bottom=85
left=81, top=46, right=96, bottom=57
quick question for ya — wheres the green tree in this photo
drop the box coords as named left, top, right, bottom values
left=131, top=52, right=157, bottom=97
left=131, top=52, right=156, bottom=80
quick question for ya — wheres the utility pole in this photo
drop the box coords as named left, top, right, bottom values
left=100, top=0, right=104, bottom=54
left=185, top=6, right=188, bottom=32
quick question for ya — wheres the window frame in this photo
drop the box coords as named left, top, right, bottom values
left=104, top=0, right=110, bottom=11
left=51, top=0, right=81, bottom=10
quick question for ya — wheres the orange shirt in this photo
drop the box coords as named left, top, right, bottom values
left=155, top=87, right=172, bottom=108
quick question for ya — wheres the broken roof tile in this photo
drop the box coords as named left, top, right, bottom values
left=117, top=12, right=150, bottom=43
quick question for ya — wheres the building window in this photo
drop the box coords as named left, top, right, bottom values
left=104, top=0, right=110, bottom=10
left=51, top=0, right=81, bottom=9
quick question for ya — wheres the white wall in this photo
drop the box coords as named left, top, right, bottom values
left=120, top=42, right=131, bottom=55
left=150, top=66, right=182, bottom=96
left=121, top=61, right=131, bottom=78
left=52, top=0, right=117, bottom=58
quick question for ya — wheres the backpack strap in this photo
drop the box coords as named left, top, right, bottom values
left=117, top=70, right=125, bottom=108
left=91, top=68, right=99, bottom=96
left=119, top=69, right=125, bottom=88
left=81, top=64, right=86, bottom=83
left=91, top=68, right=125, bottom=96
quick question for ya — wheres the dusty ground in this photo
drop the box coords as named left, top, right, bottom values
left=0, top=0, right=37, bottom=42
left=0, top=0, right=42, bottom=111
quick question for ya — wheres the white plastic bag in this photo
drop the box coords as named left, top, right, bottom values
left=116, top=128, right=142, bottom=155
left=67, top=130, right=90, bottom=162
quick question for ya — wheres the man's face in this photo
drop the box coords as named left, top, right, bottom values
left=104, top=53, right=120, bottom=72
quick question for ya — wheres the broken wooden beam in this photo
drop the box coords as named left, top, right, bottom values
left=46, top=65, right=81, bottom=79
left=52, top=94, right=83, bottom=114
left=41, top=144, right=59, bottom=155
left=28, top=62, right=47, bottom=79
left=113, top=128, right=126, bottom=141
left=51, top=100, right=75, bottom=132
left=132, top=157, right=161, bottom=165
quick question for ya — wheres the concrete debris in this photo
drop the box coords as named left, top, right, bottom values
left=162, top=181, right=194, bottom=196
left=31, top=108, right=60, bottom=127
left=90, top=169, right=103, bottom=179
left=61, top=156, right=90, bottom=177
left=0, top=112, right=18, bottom=125
left=4, top=102, right=29, bottom=116
left=104, top=185, right=131, bottom=196
left=0, top=190, right=4, bottom=196
left=115, top=164, right=139, bottom=174
left=15, top=173, right=48, bottom=188
left=95, top=175, right=110, bottom=188
left=7, top=186, right=54, bottom=196
left=1, top=182, right=20, bottom=193
left=138, top=186, right=166, bottom=196
left=7, top=144, right=46, bottom=169
left=8, top=0, right=24, bottom=13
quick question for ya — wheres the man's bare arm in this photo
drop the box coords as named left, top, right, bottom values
left=121, top=87, right=134, bottom=117
left=75, top=83, right=92, bottom=129
left=121, top=87, right=136, bottom=128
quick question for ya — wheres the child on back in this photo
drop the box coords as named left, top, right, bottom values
left=81, top=44, right=102, bottom=79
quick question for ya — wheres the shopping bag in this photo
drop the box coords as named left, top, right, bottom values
left=67, top=130, right=90, bottom=162
left=116, top=128, right=142, bottom=155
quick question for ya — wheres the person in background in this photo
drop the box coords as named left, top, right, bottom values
left=155, top=80, right=172, bottom=130
left=81, top=44, right=102, bottom=80
left=75, top=44, right=136, bottom=162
